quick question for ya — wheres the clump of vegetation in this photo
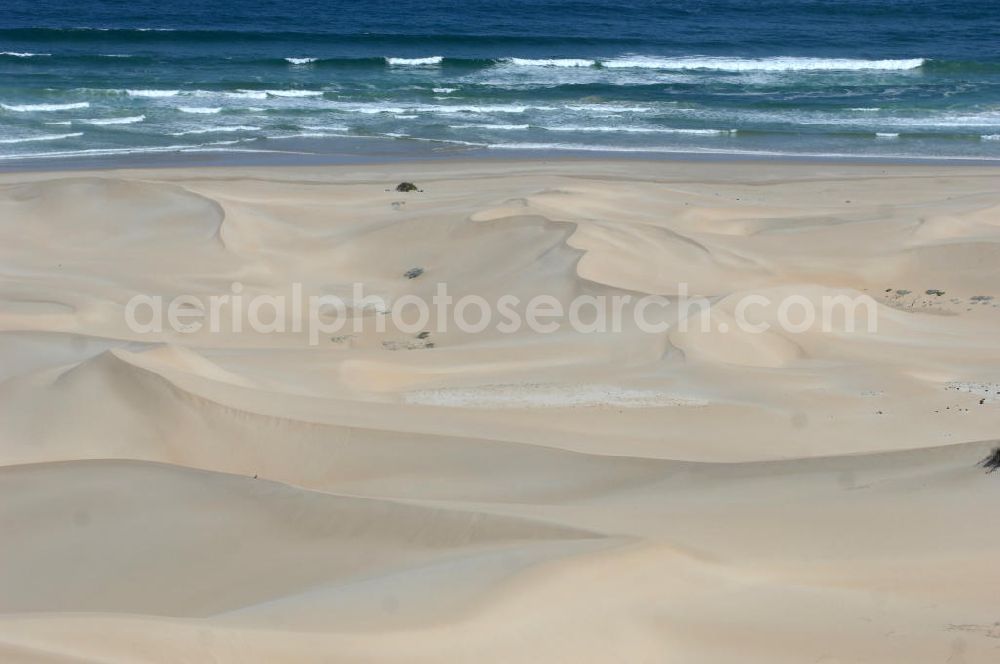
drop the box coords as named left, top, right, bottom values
left=404, top=267, right=424, bottom=279
left=978, top=447, right=1000, bottom=473
left=396, top=182, right=419, bottom=192
left=926, top=289, right=946, bottom=297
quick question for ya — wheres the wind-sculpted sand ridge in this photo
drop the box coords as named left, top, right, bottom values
left=2, top=159, right=1000, bottom=662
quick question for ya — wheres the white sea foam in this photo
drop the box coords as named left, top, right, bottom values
left=981, top=134, right=1000, bottom=141
left=544, top=125, right=735, bottom=135
left=451, top=123, right=530, bottom=130
left=601, top=56, right=926, bottom=71
left=504, top=58, right=595, bottom=68
left=78, top=115, right=146, bottom=125
left=487, top=142, right=674, bottom=152
left=284, top=131, right=352, bottom=138
left=849, top=107, right=882, bottom=112
left=285, top=57, right=318, bottom=65
left=403, top=137, right=488, bottom=147
left=127, top=89, right=180, bottom=97
left=0, top=141, right=280, bottom=161
left=433, top=104, right=552, bottom=114
left=862, top=115, right=1000, bottom=128
left=265, top=89, right=324, bottom=97
left=486, top=141, right=762, bottom=154
left=169, top=125, right=261, bottom=136
left=483, top=142, right=998, bottom=162
left=1, top=102, right=90, bottom=112
left=432, top=87, right=457, bottom=93
left=875, top=132, right=900, bottom=139
left=346, top=104, right=406, bottom=114
left=6, top=137, right=992, bottom=164
left=224, top=90, right=269, bottom=99
left=324, top=101, right=552, bottom=115
left=0, top=132, right=83, bottom=144
left=565, top=104, right=653, bottom=113
left=197, top=139, right=242, bottom=146
left=386, top=56, right=444, bottom=65
left=0, top=51, right=50, bottom=58
left=299, top=125, right=349, bottom=131
left=178, top=106, right=222, bottom=114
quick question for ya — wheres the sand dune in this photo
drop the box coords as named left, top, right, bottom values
left=2, top=159, right=1000, bottom=661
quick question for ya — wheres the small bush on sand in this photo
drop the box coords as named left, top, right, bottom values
left=978, top=447, right=1000, bottom=473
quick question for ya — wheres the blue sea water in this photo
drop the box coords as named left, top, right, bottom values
left=2, top=0, right=1000, bottom=163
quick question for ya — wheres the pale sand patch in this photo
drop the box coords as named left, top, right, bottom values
left=402, top=383, right=708, bottom=408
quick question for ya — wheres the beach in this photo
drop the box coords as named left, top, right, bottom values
left=1, top=157, right=1000, bottom=662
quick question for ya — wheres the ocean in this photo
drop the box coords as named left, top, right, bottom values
left=2, top=0, right=1000, bottom=164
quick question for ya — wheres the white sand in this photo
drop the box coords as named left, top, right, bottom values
left=1, top=159, right=999, bottom=662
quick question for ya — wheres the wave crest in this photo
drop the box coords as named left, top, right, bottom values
left=1, top=102, right=90, bottom=112
left=79, top=115, right=146, bottom=125
left=264, top=89, right=324, bottom=97
left=127, top=89, right=180, bottom=97
left=504, top=58, right=595, bottom=67
left=178, top=106, right=222, bottom=114
left=0, top=132, right=82, bottom=144
left=386, top=56, right=443, bottom=65
left=169, top=125, right=261, bottom=135
left=601, top=56, right=925, bottom=71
